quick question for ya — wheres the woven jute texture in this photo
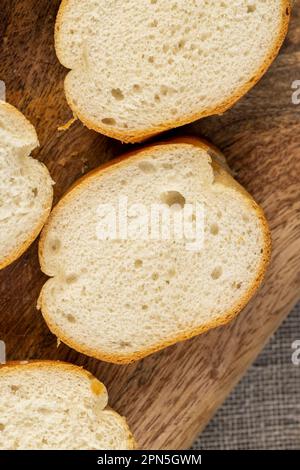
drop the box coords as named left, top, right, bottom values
left=193, top=303, right=300, bottom=450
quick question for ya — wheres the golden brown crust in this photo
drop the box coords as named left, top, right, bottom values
left=0, top=100, right=38, bottom=141
left=55, top=0, right=291, bottom=143
left=0, top=202, right=53, bottom=271
left=0, top=360, right=136, bottom=449
left=39, top=137, right=272, bottom=364
left=0, top=102, right=54, bottom=271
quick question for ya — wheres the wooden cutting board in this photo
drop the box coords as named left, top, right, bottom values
left=0, top=0, right=300, bottom=450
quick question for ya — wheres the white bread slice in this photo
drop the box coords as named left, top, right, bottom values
left=38, top=138, right=271, bottom=363
left=0, top=101, right=53, bottom=270
left=55, top=0, right=290, bottom=143
left=0, top=361, right=136, bottom=450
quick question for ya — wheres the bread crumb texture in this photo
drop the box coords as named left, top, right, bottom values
left=55, top=0, right=290, bottom=141
left=0, top=362, right=135, bottom=450
left=39, top=140, right=271, bottom=363
left=0, top=101, right=53, bottom=269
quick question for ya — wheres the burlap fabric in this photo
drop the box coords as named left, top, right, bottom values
left=193, top=303, right=300, bottom=450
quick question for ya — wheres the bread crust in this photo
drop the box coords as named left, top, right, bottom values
left=0, top=205, right=53, bottom=271
left=55, top=0, right=291, bottom=143
left=0, top=101, right=53, bottom=271
left=39, top=137, right=272, bottom=364
left=0, top=360, right=136, bottom=449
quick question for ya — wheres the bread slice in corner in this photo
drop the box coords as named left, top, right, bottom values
left=38, top=138, right=271, bottom=364
left=0, top=101, right=54, bottom=270
left=55, top=0, right=290, bottom=142
left=0, top=361, right=136, bottom=450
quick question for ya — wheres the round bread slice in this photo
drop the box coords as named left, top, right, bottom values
left=0, top=101, right=54, bottom=270
left=38, top=138, right=271, bottom=363
left=0, top=361, right=136, bottom=450
left=55, top=0, right=290, bottom=143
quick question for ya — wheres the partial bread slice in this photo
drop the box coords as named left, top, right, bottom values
left=38, top=138, right=271, bottom=363
left=0, top=101, right=53, bottom=270
left=0, top=361, right=136, bottom=450
left=55, top=0, right=290, bottom=143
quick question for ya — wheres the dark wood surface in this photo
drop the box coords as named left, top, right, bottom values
left=0, top=0, right=299, bottom=450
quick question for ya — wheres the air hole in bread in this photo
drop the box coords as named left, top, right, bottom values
left=148, top=56, right=155, bottom=63
left=10, top=385, right=20, bottom=393
left=66, top=314, right=76, bottom=323
left=133, top=84, right=141, bottom=93
left=167, top=268, right=176, bottom=279
left=149, top=20, right=158, bottom=27
left=150, top=0, right=157, bottom=3
left=142, top=305, right=148, bottom=310
left=242, top=214, right=250, bottom=223
left=154, top=94, right=161, bottom=102
left=101, top=118, right=116, bottom=126
left=50, top=239, right=61, bottom=253
left=66, top=274, right=78, bottom=284
left=210, top=224, right=219, bottom=236
left=119, top=341, right=132, bottom=348
left=111, top=88, right=124, bottom=101
left=38, top=407, right=51, bottom=415
left=151, top=272, right=159, bottom=281
left=211, top=267, right=223, bottom=280
left=162, top=163, right=173, bottom=170
left=160, top=191, right=186, bottom=209
left=134, top=259, right=143, bottom=268
left=0, top=423, right=5, bottom=431
left=138, top=161, right=156, bottom=174
left=232, top=281, right=242, bottom=290
left=160, top=85, right=169, bottom=96
left=200, top=32, right=212, bottom=41
left=247, top=4, right=256, bottom=13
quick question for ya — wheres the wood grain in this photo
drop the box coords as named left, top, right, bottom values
left=0, top=0, right=300, bottom=450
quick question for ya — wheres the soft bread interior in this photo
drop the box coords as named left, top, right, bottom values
left=39, top=143, right=269, bottom=361
left=56, top=0, right=286, bottom=140
left=0, top=101, right=53, bottom=268
left=0, top=100, right=38, bottom=157
left=0, top=362, right=134, bottom=450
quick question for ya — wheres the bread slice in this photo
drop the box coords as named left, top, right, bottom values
left=55, top=0, right=290, bottom=143
left=0, top=361, right=135, bottom=450
left=0, top=101, right=53, bottom=270
left=38, top=138, right=271, bottom=363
